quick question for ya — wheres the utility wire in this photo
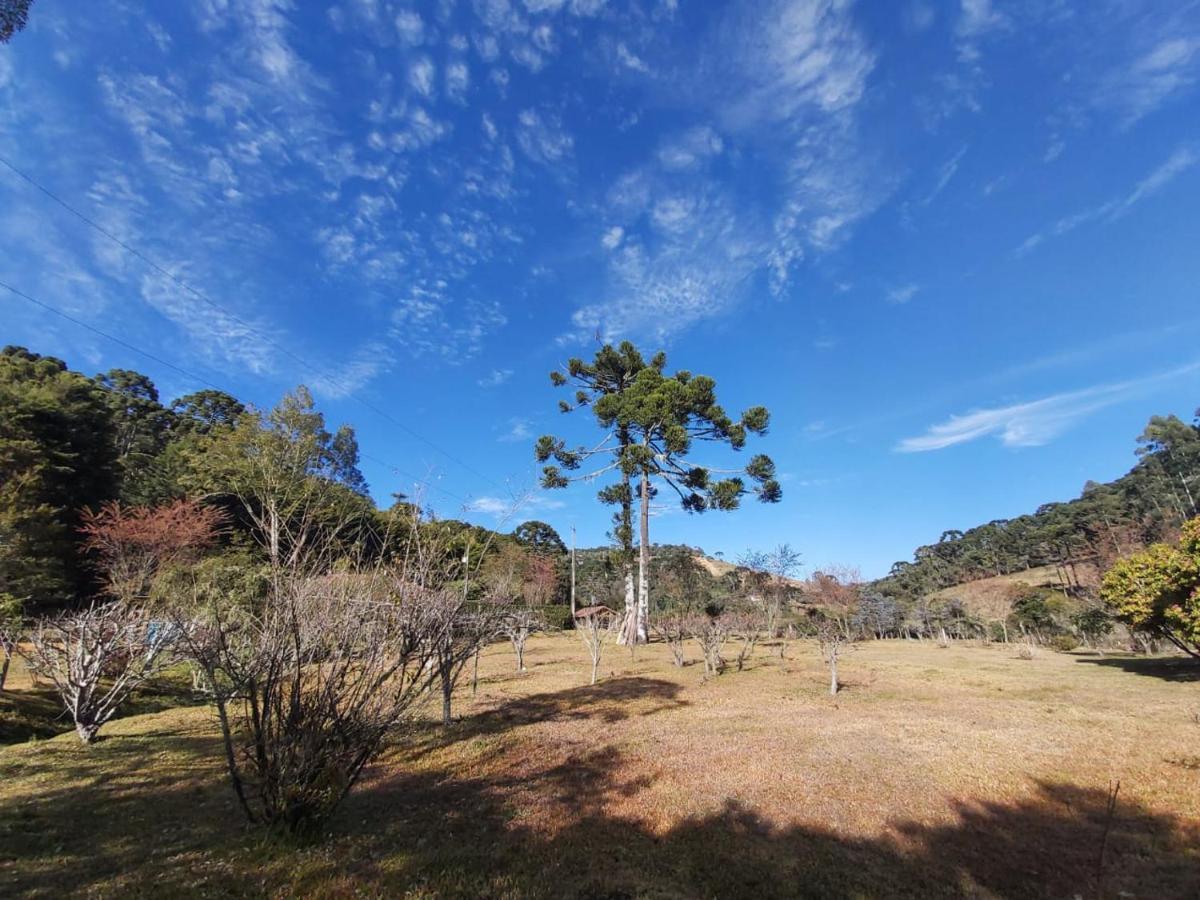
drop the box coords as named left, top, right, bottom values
left=0, top=278, right=472, bottom=508
left=0, top=153, right=503, bottom=491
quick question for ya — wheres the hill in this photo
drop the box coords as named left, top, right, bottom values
left=924, top=563, right=1101, bottom=623
left=873, top=405, right=1199, bottom=605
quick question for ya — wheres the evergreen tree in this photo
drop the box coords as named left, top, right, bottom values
left=537, top=342, right=659, bottom=631
left=0, top=347, right=119, bottom=612
left=538, top=344, right=780, bottom=642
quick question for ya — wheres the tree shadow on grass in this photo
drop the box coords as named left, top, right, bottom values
left=1074, top=654, right=1200, bottom=682
left=3, top=675, right=1199, bottom=899
left=409, top=675, right=688, bottom=758
left=324, top=753, right=1200, bottom=899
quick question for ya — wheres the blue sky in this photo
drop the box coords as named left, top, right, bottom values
left=2, top=0, right=1199, bottom=577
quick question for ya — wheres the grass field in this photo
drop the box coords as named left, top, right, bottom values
left=2, top=634, right=1198, bottom=898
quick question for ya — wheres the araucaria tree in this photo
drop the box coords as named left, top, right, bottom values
left=537, top=343, right=655, bottom=640
left=538, top=343, right=780, bottom=643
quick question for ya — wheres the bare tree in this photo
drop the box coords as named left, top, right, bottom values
left=740, top=543, right=803, bottom=643
left=652, top=612, right=691, bottom=667
left=692, top=613, right=732, bottom=677
left=815, top=614, right=852, bottom=696
left=432, top=597, right=507, bottom=725
left=575, top=605, right=616, bottom=685
left=808, top=566, right=863, bottom=640
left=0, top=608, right=18, bottom=692
left=728, top=606, right=763, bottom=672
left=503, top=607, right=544, bottom=673
left=23, top=602, right=173, bottom=743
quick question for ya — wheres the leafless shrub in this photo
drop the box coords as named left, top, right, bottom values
left=727, top=607, right=763, bottom=672
left=176, top=567, right=476, bottom=832
left=22, top=602, right=173, bottom=743
left=503, top=607, right=544, bottom=673
left=171, top=495, right=509, bottom=833
left=576, top=606, right=617, bottom=685
left=1016, top=642, right=1038, bottom=660
left=692, top=613, right=732, bottom=677
left=652, top=613, right=691, bottom=667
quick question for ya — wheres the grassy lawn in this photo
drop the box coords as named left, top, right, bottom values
left=1, top=634, right=1198, bottom=898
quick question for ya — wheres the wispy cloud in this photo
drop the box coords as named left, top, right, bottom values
left=478, top=368, right=512, bottom=388
left=566, top=0, right=883, bottom=343
left=1017, top=145, right=1198, bottom=255
left=887, top=283, right=919, bottom=305
left=1099, top=34, right=1200, bottom=127
left=466, top=492, right=565, bottom=518
left=897, top=362, right=1200, bottom=452
left=498, top=417, right=533, bottom=443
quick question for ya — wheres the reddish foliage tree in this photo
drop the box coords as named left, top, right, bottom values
left=79, top=499, right=225, bottom=603
left=524, top=553, right=560, bottom=606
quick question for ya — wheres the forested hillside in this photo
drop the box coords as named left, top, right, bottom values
left=874, top=407, right=1200, bottom=602
left=0, top=345, right=756, bottom=624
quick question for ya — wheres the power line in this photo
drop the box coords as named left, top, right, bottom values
left=0, top=152, right=504, bottom=491
left=0, top=279, right=224, bottom=391
left=0, top=278, right=471, bottom=508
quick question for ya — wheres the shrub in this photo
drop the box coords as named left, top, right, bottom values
left=1048, top=634, right=1080, bottom=653
left=540, top=603, right=574, bottom=630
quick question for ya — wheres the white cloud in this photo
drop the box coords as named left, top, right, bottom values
left=395, top=10, right=424, bottom=45
left=445, top=61, right=470, bottom=100
left=887, top=283, right=919, bottom=305
left=466, top=492, right=565, bottom=517
left=1100, top=35, right=1200, bottom=127
left=954, top=0, right=1008, bottom=62
left=409, top=57, right=436, bottom=98
left=515, top=108, right=574, bottom=165
left=1017, top=145, right=1198, bottom=255
left=657, top=126, right=723, bottom=171
left=478, top=368, right=513, bottom=387
left=600, top=225, right=624, bottom=249
left=617, top=42, right=650, bottom=73
left=498, top=417, right=533, bottom=442
left=922, top=145, right=967, bottom=205
left=897, top=362, right=1200, bottom=452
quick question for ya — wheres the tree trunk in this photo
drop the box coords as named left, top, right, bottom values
left=829, top=649, right=839, bottom=696
left=0, top=645, right=10, bottom=692
left=440, top=663, right=453, bottom=726
left=636, top=470, right=650, bottom=644
left=570, top=525, right=577, bottom=617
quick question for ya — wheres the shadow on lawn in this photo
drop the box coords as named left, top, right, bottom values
left=3, top=676, right=1199, bottom=899
left=1074, top=654, right=1200, bottom=682
left=409, top=675, right=688, bottom=758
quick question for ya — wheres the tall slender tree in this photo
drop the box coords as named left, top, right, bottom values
left=536, top=343, right=661, bottom=635
left=609, top=362, right=781, bottom=641
left=537, top=344, right=781, bottom=643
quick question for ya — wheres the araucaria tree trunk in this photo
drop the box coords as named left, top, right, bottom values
left=635, top=471, right=651, bottom=644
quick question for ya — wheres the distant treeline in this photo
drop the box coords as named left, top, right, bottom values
left=874, top=406, right=1200, bottom=602
left=0, top=345, right=754, bottom=621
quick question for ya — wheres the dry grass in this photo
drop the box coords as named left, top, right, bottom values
left=926, top=564, right=1098, bottom=621
left=2, top=634, right=1198, bottom=898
